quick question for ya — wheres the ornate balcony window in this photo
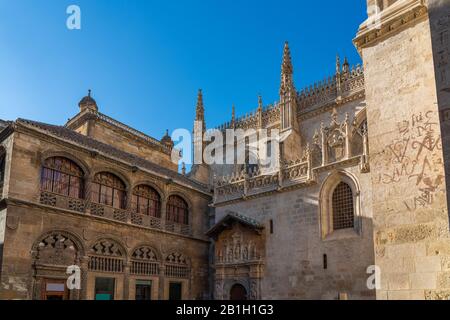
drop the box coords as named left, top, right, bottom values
left=40, top=157, right=84, bottom=199
left=166, top=195, right=189, bottom=225
left=131, top=185, right=161, bottom=218
left=91, top=172, right=126, bottom=209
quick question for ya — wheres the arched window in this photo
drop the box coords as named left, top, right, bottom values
left=131, top=185, right=161, bottom=218
left=320, top=172, right=360, bottom=239
left=166, top=195, right=189, bottom=225
left=0, top=148, right=6, bottom=187
left=91, top=172, right=126, bottom=209
left=40, top=157, right=84, bottom=199
left=332, top=182, right=355, bottom=230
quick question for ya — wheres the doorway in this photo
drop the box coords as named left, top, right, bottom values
left=230, top=283, right=247, bottom=300
left=169, top=282, right=182, bottom=300
left=135, top=280, right=152, bottom=300
left=94, top=277, right=115, bottom=300
left=42, top=279, right=68, bottom=300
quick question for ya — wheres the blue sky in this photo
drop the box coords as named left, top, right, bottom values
left=0, top=0, right=366, bottom=140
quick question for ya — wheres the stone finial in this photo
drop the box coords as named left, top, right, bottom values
left=231, top=104, right=236, bottom=127
left=181, top=162, right=186, bottom=175
left=336, top=54, right=341, bottom=74
left=161, top=129, right=174, bottom=149
left=281, top=41, right=293, bottom=76
left=194, top=89, right=206, bottom=133
left=342, top=57, right=350, bottom=73
left=195, top=89, right=204, bottom=121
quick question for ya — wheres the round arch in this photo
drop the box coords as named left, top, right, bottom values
left=88, top=236, right=128, bottom=260
left=130, top=244, right=162, bottom=262
left=40, top=150, right=90, bottom=178
left=90, top=167, right=131, bottom=191
left=131, top=180, right=165, bottom=200
left=31, top=229, right=86, bottom=263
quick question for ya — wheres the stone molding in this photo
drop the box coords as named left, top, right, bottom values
left=354, top=0, right=428, bottom=51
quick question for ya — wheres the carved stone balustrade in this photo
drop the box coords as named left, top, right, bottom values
left=40, top=191, right=87, bottom=213
left=39, top=191, right=192, bottom=236
left=165, top=221, right=192, bottom=237
left=214, top=155, right=313, bottom=205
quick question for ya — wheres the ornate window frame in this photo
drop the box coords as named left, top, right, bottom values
left=319, top=171, right=362, bottom=240
left=40, top=156, right=85, bottom=199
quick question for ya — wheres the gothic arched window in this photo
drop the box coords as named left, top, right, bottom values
left=91, top=172, right=126, bottom=209
left=131, top=185, right=161, bottom=218
left=40, top=157, right=84, bottom=199
left=332, top=182, right=355, bottom=230
left=166, top=195, right=189, bottom=225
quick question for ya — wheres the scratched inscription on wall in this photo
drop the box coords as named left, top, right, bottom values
left=374, top=110, right=444, bottom=212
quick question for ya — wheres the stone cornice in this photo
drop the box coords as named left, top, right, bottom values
left=354, top=0, right=428, bottom=52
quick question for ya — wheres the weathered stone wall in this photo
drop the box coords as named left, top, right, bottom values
left=0, top=203, right=209, bottom=300
left=360, top=1, right=450, bottom=299
left=0, top=127, right=211, bottom=300
left=86, top=121, right=177, bottom=171
left=214, top=165, right=375, bottom=300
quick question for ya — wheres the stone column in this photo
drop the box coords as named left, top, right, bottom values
left=160, top=196, right=167, bottom=230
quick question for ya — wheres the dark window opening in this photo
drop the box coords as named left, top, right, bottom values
left=95, top=277, right=115, bottom=300
left=169, top=282, right=182, bottom=300
left=166, top=195, right=189, bottom=225
left=270, top=220, right=274, bottom=234
left=332, top=182, right=355, bottom=230
left=0, top=150, right=5, bottom=187
left=40, top=157, right=84, bottom=199
left=131, top=185, right=161, bottom=218
left=91, top=172, right=126, bottom=209
left=135, top=280, right=152, bottom=300
left=323, top=254, right=328, bottom=270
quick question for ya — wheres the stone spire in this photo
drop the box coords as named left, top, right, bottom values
left=336, top=54, right=341, bottom=74
left=257, top=95, right=263, bottom=128
left=280, top=41, right=295, bottom=95
left=279, top=42, right=297, bottom=131
left=231, top=104, right=236, bottom=128
left=195, top=89, right=206, bottom=132
left=193, top=89, right=206, bottom=165
left=342, top=57, right=350, bottom=73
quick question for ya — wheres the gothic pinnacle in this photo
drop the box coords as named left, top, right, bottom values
left=195, top=89, right=204, bottom=121
left=281, top=41, right=293, bottom=76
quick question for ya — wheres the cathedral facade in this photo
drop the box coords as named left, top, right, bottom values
left=1, top=0, right=450, bottom=300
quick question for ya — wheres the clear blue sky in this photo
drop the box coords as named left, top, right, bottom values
left=0, top=0, right=366, bottom=140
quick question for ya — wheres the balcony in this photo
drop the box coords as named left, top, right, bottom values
left=214, top=155, right=313, bottom=205
left=38, top=191, right=193, bottom=237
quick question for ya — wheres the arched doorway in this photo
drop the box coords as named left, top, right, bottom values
left=230, top=284, right=247, bottom=300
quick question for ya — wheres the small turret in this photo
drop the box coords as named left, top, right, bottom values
left=78, top=89, right=98, bottom=113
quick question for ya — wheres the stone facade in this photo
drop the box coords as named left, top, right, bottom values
left=0, top=100, right=211, bottom=300
left=1, top=0, right=450, bottom=300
